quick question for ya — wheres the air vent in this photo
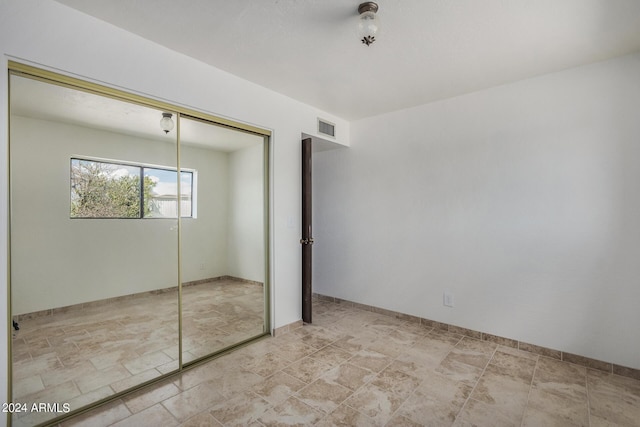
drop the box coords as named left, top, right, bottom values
left=318, top=118, right=336, bottom=138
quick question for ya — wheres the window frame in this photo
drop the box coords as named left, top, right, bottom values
left=70, top=156, right=196, bottom=220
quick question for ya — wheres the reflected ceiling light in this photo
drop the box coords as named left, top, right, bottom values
left=160, top=112, right=174, bottom=134
left=358, top=2, right=379, bottom=46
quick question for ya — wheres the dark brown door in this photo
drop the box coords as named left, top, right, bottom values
left=301, top=138, right=313, bottom=323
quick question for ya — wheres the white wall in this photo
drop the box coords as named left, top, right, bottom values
left=228, top=143, right=265, bottom=283
left=180, top=144, right=230, bottom=284
left=314, top=52, right=640, bottom=370
left=10, top=116, right=229, bottom=314
left=0, top=0, right=350, bottom=414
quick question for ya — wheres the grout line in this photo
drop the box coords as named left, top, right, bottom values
left=520, top=354, right=540, bottom=427
left=453, top=344, right=499, bottom=424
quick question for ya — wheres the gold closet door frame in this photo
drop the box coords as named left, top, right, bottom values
left=6, top=61, right=272, bottom=426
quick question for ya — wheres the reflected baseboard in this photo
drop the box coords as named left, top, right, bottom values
left=13, top=275, right=263, bottom=322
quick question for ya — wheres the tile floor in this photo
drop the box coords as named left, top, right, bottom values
left=25, top=298, right=640, bottom=426
left=17, top=301, right=640, bottom=427
left=11, top=279, right=264, bottom=427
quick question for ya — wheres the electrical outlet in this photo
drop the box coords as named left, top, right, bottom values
left=443, top=292, right=455, bottom=308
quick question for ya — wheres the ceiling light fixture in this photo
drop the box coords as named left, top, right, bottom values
left=160, top=112, right=174, bottom=134
left=358, top=2, right=379, bottom=46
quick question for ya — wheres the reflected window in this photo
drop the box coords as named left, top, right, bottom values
left=144, top=167, right=193, bottom=218
left=70, top=158, right=194, bottom=218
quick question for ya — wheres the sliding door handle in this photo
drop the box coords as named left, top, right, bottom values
left=300, top=237, right=314, bottom=245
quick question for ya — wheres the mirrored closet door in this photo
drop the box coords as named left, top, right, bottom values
left=180, top=116, right=267, bottom=361
left=8, top=66, right=269, bottom=426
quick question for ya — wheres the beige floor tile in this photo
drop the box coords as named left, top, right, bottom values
left=252, top=371, right=307, bottom=405
left=385, top=414, right=425, bottom=426
left=271, top=340, right=317, bottom=362
left=321, top=362, right=377, bottom=391
left=348, top=348, right=394, bottom=373
left=89, top=349, right=140, bottom=371
left=76, top=364, right=132, bottom=394
left=206, top=369, right=263, bottom=399
left=367, top=337, right=412, bottom=358
left=396, top=372, right=469, bottom=425
left=245, top=351, right=292, bottom=377
left=12, top=280, right=264, bottom=418
left=12, top=374, right=45, bottom=398
left=470, top=369, right=530, bottom=420
left=370, top=367, right=421, bottom=398
left=315, top=404, right=382, bottom=427
left=425, top=330, right=463, bottom=347
left=456, top=337, right=498, bottom=355
left=26, top=298, right=640, bottom=426
left=298, top=330, right=341, bottom=350
left=390, top=351, right=442, bottom=379
left=396, top=391, right=461, bottom=425
left=527, top=385, right=589, bottom=425
left=436, top=354, right=485, bottom=387
left=41, top=360, right=98, bottom=389
left=258, top=396, right=324, bottom=426
left=455, top=398, right=519, bottom=427
left=13, top=352, right=63, bottom=379
left=161, top=382, right=225, bottom=422
left=19, top=380, right=82, bottom=408
left=296, top=377, right=352, bottom=413
left=535, top=356, right=587, bottom=389
left=283, top=356, right=334, bottom=384
left=522, top=406, right=587, bottom=427
left=307, top=344, right=352, bottom=367
left=389, top=327, right=425, bottom=345
left=414, top=370, right=473, bottom=406
left=343, top=382, right=407, bottom=424
left=409, top=339, right=455, bottom=362
left=589, top=414, right=626, bottom=427
left=332, top=334, right=376, bottom=353
left=445, top=339, right=495, bottom=370
left=588, top=369, right=640, bottom=399
left=178, top=411, right=223, bottom=426
left=209, top=390, right=272, bottom=426
left=588, top=388, right=640, bottom=426
left=488, top=348, right=537, bottom=382
left=110, top=403, right=178, bottom=427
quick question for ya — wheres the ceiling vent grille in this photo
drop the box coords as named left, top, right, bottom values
left=318, top=118, right=336, bottom=138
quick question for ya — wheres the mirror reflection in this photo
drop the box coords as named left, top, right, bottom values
left=7, top=74, right=269, bottom=425
left=180, top=117, right=266, bottom=361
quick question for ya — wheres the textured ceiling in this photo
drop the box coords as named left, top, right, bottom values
left=54, top=0, right=640, bottom=120
left=11, top=75, right=263, bottom=151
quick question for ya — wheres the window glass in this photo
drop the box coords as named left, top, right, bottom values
left=71, top=158, right=194, bottom=218
left=144, top=168, right=193, bottom=218
left=70, top=159, right=141, bottom=218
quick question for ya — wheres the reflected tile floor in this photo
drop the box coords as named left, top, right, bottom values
left=50, top=299, right=640, bottom=426
left=11, top=279, right=264, bottom=427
